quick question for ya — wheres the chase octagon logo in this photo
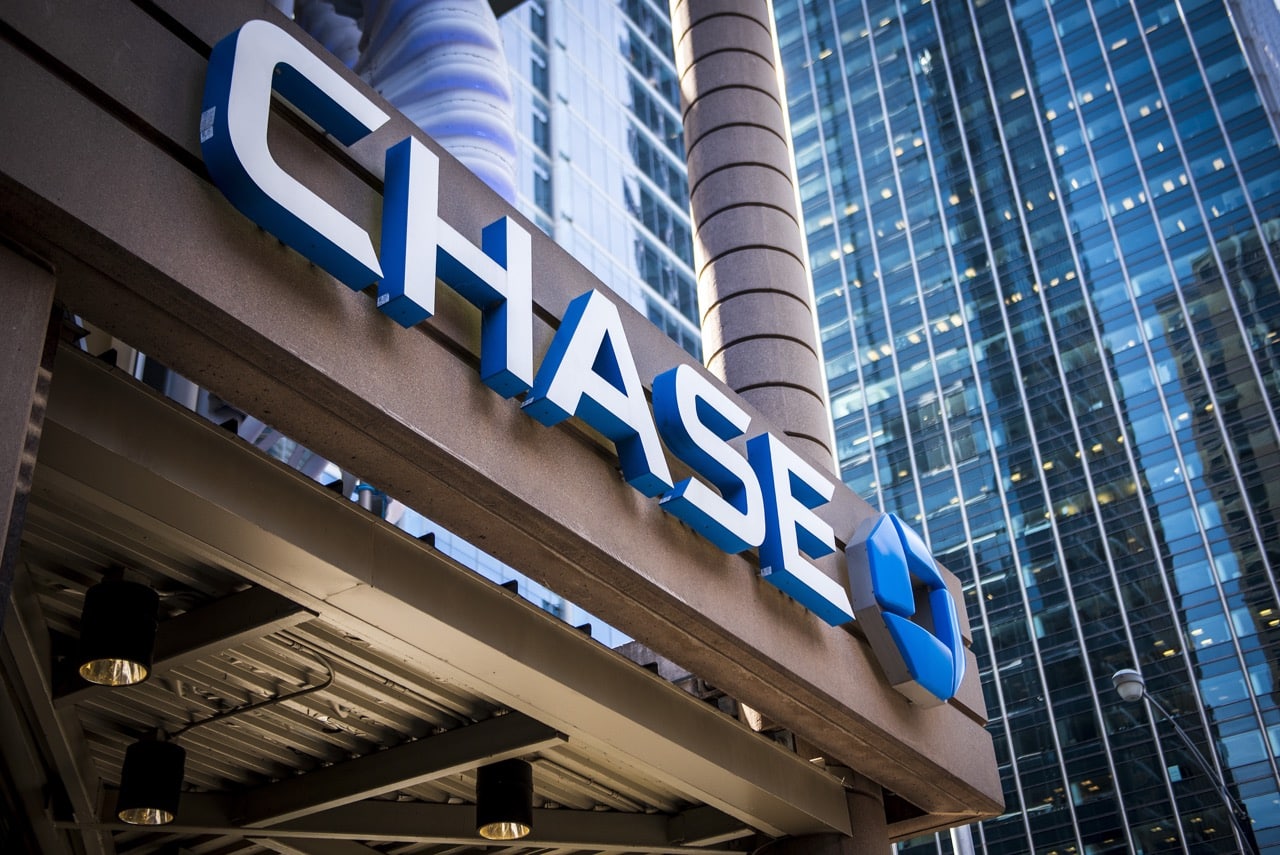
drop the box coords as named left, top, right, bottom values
left=847, top=513, right=966, bottom=707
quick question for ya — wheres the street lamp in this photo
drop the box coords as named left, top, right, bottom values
left=1111, top=669, right=1257, bottom=855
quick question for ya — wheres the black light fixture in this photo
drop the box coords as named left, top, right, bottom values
left=116, top=736, right=186, bottom=826
left=476, top=758, right=533, bottom=840
left=77, top=571, right=160, bottom=687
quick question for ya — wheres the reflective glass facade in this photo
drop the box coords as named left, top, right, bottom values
left=500, top=0, right=702, bottom=357
left=774, top=0, right=1280, bottom=852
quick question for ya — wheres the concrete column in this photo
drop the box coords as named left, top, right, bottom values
left=0, top=246, right=57, bottom=632
left=670, top=0, right=836, bottom=472
left=752, top=771, right=891, bottom=855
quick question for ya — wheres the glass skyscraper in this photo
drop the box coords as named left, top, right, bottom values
left=499, top=0, right=703, bottom=358
left=773, top=0, right=1280, bottom=852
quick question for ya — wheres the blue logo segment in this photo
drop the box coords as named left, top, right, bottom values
left=847, top=513, right=966, bottom=706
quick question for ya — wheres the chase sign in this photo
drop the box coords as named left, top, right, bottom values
left=199, top=20, right=965, bottom=706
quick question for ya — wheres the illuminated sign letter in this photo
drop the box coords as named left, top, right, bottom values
left=652, top=365, right=765, bottom=553
left=380, top=137, right=533, bottom=396
left=747, top=434, right=855, bottom=625
left=201, top=20, right=389, bottom=289
left=523, top=291, right=673, bottom=496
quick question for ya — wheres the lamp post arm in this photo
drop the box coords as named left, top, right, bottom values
left=1142, top=691, right=1256, bottom=855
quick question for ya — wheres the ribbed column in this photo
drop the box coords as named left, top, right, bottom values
left=670, top=0, right=836, bottom=473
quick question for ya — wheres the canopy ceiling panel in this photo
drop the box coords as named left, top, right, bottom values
left=0, top=347, right=851, bottom=855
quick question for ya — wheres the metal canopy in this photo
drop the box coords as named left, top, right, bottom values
left=0, top=0, right=1000, bottom=840
left=0, top=347, right=854, bottom=854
